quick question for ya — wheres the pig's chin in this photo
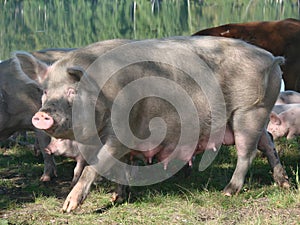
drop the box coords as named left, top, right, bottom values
left=72, top=125, right=100, bottom=145
left=45, top=124, right=75, bottom=140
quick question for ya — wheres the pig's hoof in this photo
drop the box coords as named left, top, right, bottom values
left=281, top=181, right=290, bottom=189
left=111, top=192, right=118, bottom=202
left=223, top=182, right=241, bottom=196
left=273, top=164, right=290, bottom=189
left=62, top=195, right=81, bottom=213
left=223, top=192, right=232, bottom=197
left=40, top=169, right=57, bottom=182
left=40, top=174, right=51, bottom=182
left=110, top=192, right=126, bottom=204
left=62, top=184, right=85, bottom=213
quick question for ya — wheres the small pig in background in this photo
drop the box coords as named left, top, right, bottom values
left=276, top=90, right=300, bottom=104
left=45, top=138, right=87, bottom=187
left=272, top=103, right=300, bottom=114
left=268, top=88, right=300, bottom=140
left=268, top=105, right=300, bottom=140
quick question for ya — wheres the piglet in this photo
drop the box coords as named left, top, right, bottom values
left=267, top=107, right=300, bottom=140
left=276, top=90, right=300, bottom=104
left=45, top=138, right=87, bottom=187
left=272, top=103, right=300, bottom=114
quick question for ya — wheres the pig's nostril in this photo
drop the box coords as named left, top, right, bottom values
left=32, top=111, right=54, bottom=130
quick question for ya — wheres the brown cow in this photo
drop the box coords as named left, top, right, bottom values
left=193, top=18, right=300, bottom=92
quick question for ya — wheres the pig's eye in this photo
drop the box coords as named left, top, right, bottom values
left=67, top=88, right=76, bottom=97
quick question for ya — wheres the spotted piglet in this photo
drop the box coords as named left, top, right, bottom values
left=45, top=138, right=87, bottom=187
left=268, top=106, right=300, bottom=140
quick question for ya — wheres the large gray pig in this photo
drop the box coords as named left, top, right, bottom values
left=15, top=37, right=289, bottom=212
left=0, top=48, right=74, bottom=181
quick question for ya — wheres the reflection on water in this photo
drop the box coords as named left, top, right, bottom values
left=0, top=0, right=299, bottom=59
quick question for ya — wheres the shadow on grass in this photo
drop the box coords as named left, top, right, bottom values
left=0, top=140, right=299, bottom=213
left=0, top=146, right=75, bottom=211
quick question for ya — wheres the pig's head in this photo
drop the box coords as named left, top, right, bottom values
left=14, top=52, right=105, bottom=142
left=33, top=65, right=87, bottom=139
left=13, top=52, right=77, bottom=139
left=267, top=112, right=287, bottom=140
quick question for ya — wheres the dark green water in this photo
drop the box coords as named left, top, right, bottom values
left=0, top=0, right=299, bottom=59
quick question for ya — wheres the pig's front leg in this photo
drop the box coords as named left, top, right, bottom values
left=70, top=157, right=87, bottom=187
left=62, top=140, right=129, bottom=212
left=40, top=150, right=57, bottom=181
left=36, top=131, right=55, bottom=181
left=62, top=165, right=98, bottom=213
left=286, top=128, right=296, bottom=140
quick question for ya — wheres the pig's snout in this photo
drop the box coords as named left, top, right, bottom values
left=32, top=111, right=54, bottom=130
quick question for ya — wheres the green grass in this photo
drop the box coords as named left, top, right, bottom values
left=0, top=140, right=300, bottom=225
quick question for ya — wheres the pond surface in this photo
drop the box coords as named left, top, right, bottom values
left=0, top=0, right=299, bottom=59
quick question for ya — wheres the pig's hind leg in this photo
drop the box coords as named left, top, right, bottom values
left=257, top=131, right=289, bottom=188
left=223, top=108, right=267, bottom=196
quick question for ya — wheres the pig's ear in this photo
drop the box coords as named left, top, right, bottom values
left=31, top=48, right=75, bottom=64
left=67, top=67, right=84, bottom=82
left=270, top=112, right=281, bottom=125
left=13, top=51, right=49, bottom=84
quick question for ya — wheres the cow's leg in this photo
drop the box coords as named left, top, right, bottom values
left=224, top=109, right=265, bottom=196
left=257, top=131, right=289, bottom=188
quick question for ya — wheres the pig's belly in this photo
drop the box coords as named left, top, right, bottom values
left=130, top=125, right=235, bottom=168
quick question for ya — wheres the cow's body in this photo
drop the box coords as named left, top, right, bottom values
left=193, top=18, right=300, bottom=92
